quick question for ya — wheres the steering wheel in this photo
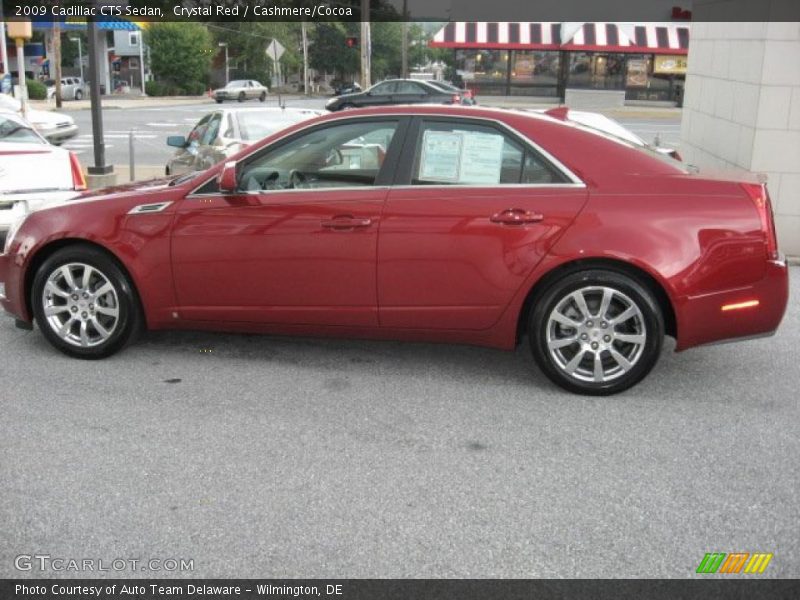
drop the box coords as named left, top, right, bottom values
left=288, top=169, right=308, bottom=189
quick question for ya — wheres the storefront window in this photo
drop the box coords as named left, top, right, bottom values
left=624, top=54, right=686, bottom=102
left=566, top=52, right=625, bottom=90
left=508, top=51, right=560, bottom=96
left=455, top=50, right=509, bottom=95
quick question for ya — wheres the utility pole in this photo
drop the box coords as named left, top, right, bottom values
left=86, top=17, right=113, bottom=186
left=7, top=19, right=32, bottom=118
left=218, top=42, right=229, bottom=85
left=360, top=0, right=370, bottom=89
left=70, top=37, right=83, bottom=82
left=401, top=0, right=408, bottom=79
left=53, top=21, right=63, bottom=108
left=301, top=22, right=309, bottom=95
left=0, top=4, right=9, bottom=85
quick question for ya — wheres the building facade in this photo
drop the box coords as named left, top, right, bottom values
left=430, top=22, right=690, bottom=104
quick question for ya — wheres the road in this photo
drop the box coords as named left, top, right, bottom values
left=1, top=268, right=797, bottom=578
left=63, top=97, right=683, bottom=171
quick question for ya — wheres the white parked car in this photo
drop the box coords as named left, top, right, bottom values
left=0, top=112, right=85, bottom=250
left=213, top=80, right=269, bottom=103
left=0, top=93, right=79, bottom=144
left=46, top=77, right=87, bottom=101
left=165, top=106, right=322, bottom=176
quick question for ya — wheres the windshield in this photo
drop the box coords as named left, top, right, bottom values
left=227, top=80, right=247, bottom=88
left=237, top=112, right=311, bottom=141
left=0, top=116, right=43, bottom=144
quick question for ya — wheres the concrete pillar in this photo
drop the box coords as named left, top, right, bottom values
left=680, top=22, right=800, bottom=257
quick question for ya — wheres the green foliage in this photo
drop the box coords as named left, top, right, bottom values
left=145, top=80, right=207, bottom=97
left=308, top=23, right=359, bottom=79
left=144, top=23, right=213, bottom=90
left=60, top=33, right=86, bottom=69
left=25, top=79, right=47, bottom=100
left=210, top=23, right=302, bottom=86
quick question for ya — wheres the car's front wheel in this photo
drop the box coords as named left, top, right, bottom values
left=259, top=91, right=267, bottom=102
left=238, top=92, right=246, bottom=102
left=74, top=89, right=83, bottom=100
left=529, top=269, right=664, bottom=395
left=32, top=246, right=142, bottom=359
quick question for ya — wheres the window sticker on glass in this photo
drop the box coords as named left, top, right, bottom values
left=457, top=130, right=505, bottom=184
left=419, top=130, right=463, bottom=182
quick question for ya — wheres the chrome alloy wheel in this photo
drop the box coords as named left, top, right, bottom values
left=41, top=263, right=120, bottom=348
left=546, top=286, right=646, bottom=383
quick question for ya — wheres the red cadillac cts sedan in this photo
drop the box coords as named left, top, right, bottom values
left=0, top=106, right=789, bottom=395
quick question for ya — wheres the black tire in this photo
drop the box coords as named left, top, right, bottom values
left=32, top=245, right=143, bottom=359
left=74, top=89, right=83, bottom=100
left=238, top=92, right=246, bottom=102
left=259, top=91, right=267, bottom=102
left=215, top=98, right=224, bottom=104
left=528, top=269, right=664, bottom=395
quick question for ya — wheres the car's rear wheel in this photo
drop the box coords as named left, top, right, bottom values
left=215, top=98, right=224, bottom=104
left=238, top=92, right=246, bottom=102
left=529, top=269, right=663, bottom=395
left=74, top=89, right=83, bottom=100
left=259, top=91, right=267, bottom=102
left=32, top=246, right=142, bottom=359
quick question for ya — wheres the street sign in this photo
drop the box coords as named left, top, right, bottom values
left=266, top=39, right=285, bottom=61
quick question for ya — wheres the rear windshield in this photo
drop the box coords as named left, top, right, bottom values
left=570, top=120, right=689, bottom=174
left=237, top=112, right=310, bottom=141
left=0, top=117, right=43, bottom=144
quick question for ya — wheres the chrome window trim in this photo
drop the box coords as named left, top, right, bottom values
left=187, top=110, right=585, bottom=197
left=187, top=186, right=392, bottom=199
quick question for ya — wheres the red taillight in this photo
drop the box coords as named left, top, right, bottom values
left=741, top=182, right=778, bottom=260
left=451, top=94, right=461, bottom=104
left=463, top=90, right=473, bottom=99
left=69, top=152, right=87, bottom=191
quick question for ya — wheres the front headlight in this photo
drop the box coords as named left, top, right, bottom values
left=325, top=98, right=336, bottom=106
left=4, top=201, right=29, bottom=254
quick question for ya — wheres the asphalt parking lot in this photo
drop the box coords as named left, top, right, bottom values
left=1, top=268, right=797, bottom=578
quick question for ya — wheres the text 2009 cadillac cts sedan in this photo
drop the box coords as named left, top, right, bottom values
left=0, top=106, right=789, bottom=395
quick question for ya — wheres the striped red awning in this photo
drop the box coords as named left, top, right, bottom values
left=431, top=22, right=690, bottom=55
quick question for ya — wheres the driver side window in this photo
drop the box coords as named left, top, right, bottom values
left=237, top=120, right=399, bottom=191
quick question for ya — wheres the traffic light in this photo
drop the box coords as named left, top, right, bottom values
left=345, top=37, right=359, bottom=49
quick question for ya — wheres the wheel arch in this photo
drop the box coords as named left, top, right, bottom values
left=516, top=257, right=677, bottom=343
left=24, top=238, right=146, bottom=327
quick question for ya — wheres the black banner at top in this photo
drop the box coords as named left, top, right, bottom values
left=2, top=0, right=800, bottom=22
left=2, top=579, right=800, bottom=600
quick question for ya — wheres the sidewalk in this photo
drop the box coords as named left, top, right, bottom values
left=477, top=95, right=682, bottom=118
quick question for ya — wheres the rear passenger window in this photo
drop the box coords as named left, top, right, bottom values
left=412, top=121, right=567, bottom=185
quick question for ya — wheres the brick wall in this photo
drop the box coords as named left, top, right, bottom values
left=680, top=22, right=800, bottom=257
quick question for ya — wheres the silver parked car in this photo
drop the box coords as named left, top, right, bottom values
left=213, top=80, right=269, bottom=103
left=165, top=106, right=322, bottom=176
left=46, top=77, right=87, bottom=101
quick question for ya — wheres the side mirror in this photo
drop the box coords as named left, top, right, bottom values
left=167, top=135, right=186, bottom=148
left=217, top=161, right=238, bottom=193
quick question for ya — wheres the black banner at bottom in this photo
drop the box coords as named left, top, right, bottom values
left=2, top=579, right=800, bottom=600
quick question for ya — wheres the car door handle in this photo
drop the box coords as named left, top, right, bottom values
left=490, top=209, right=545, bottom=225
left=321, top=216, right=373, bottom=229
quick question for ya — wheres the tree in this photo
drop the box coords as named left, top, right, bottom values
left=309, top=23, right=359, bottom=80
left=210, top=23, right=302, bottom=86
left=144, top=23, right=213, bottom=90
